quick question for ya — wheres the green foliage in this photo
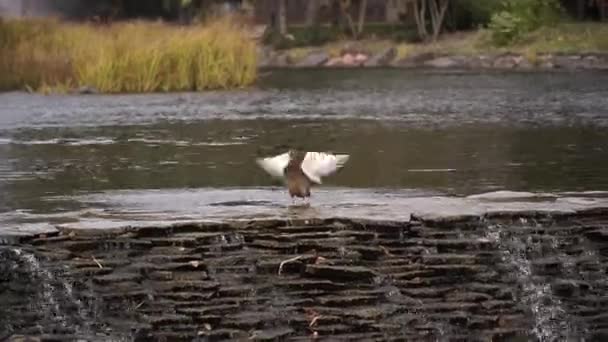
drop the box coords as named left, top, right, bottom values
left=264, top=23, right=420, bottom=49
left=488, top=0, right=563, bottom=46
left=263, top=26, right=338, bottom=49
left=449, top=0, right=503, bottom=30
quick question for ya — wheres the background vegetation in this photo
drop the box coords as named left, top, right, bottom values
left=0, top=16, right=257, bottom=93
left=0, top=0, right=607, bottom=93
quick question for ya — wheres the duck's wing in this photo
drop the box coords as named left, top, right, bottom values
left=300, top=152, right=349, bottom=184
left=256, top=152, right=290, bottom=179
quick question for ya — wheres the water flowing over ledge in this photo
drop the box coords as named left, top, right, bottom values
left=1, top=191, right=608, bottom=341
left=2, top=189, right=608, bottom=238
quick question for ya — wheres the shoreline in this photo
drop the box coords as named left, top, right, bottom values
left=3, top=51, right=608, bottom=95
left=259, top=49, right=608, bottom=71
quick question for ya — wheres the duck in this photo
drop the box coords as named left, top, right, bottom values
left=256, top=150, right=350, bottom=205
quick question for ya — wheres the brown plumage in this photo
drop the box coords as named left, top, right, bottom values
left=256, top=150, right=350, bottom=204
left=284, top=151, right=312, bottom=199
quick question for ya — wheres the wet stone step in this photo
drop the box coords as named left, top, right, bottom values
left=273, top=225, right=334, bottom=234
left=152, top=280, right=220, bottom=292
left=249, top=327, right=294, bottom=341
left=276, top=279, right=347, bottom=291
left=408, top=238, right=495, bottom=251
left=92, top=272, right=142, bottom=285
left=315, top=294, right=379, bottom=307
left=305, top=264, right=379, bottom=282
left=421, top=253, right=487, bottom=265
left=585, top=228, right=608, bottom=241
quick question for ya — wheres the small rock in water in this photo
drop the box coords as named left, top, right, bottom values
left=77, top=85, right=98, bottom=95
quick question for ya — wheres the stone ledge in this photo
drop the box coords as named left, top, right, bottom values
left=3, top=210, right=608, bottom=341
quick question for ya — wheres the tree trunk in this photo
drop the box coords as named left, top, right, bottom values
left=306, top=0, right=320, bottom=26
left=278, top=0, right=287, bottom=35
left=357, top=0, right=367, bottom=35
left=413, top=0, right=428, bottom=41
left=339, top=0, right=358, bottom=39
left=429, top=0, right=449, bottom=41
left=576, top=0, right=585, bottom=19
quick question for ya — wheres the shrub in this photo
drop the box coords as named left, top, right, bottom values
left=448, top=0, right=503, bottom=30
left=488, top=0, right=563, bottom=46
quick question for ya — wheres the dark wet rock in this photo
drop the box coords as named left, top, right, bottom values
left=585, top=228, right=608, bottom=241
left=276, top=279, right=345, bottom=291
left=147, top=314, right=191, bottom=327
left=364, top=47, right=397, bottom=67
left=530, top=257, right=563, bottom=275
left=153, top=280, right=220, bottom=292
left=0, top=235, right=31, bottom=245
left=316, top=294, right=377, bottom=306
left=305, top=264, right=378, bottom=282
left=446, top=291, right=493, bottom=303
left=93, top=272, right=142, bottom=285
left=296, top=51, right=329, bottom=67
left=552, top=280, right=591, bottom=298
left=410, top=213, right=482, bottom=226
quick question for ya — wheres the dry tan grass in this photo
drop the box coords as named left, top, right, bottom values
left=0, top=17, right=257, bottom=93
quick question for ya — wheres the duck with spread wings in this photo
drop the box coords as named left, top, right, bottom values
left=256, top=150, right=350, bottom=204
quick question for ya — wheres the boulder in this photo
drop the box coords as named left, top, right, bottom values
left=325, top=53, right=368, bottom=67
left=468, top=55, right=493, bottom=69
left=516, top=56, right=534, bottom=69
left=342, top=53, right=356, bottom=65
left=493, top=55, right=517, bottom=69
left=354, top=53, right=368, bottom=64
left=296, top=51, right=330, bottom=67
left=395, top=52, right=436, bottom=67
left=364, top=46, right=397, bottom=67
left=325, top=56, right=345, bottom=67
left=424, top=56, right=466, bottom=68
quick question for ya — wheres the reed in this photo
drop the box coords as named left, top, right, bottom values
left=0, top=17, right=257, bottom=93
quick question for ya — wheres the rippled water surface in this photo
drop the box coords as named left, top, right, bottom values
left=1, top=69, right=608, bottom=223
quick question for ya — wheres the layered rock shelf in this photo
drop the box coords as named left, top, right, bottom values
left=2, top=209, right=608, bottom=341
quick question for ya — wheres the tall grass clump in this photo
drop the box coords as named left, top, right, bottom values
left=0, top=17, right=257, bottom=93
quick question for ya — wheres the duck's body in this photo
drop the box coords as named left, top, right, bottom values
left=284, top=151, right=312, bottom=198
left=256, top=150, right=349, bottom=203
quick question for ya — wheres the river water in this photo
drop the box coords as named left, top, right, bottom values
left=1, top=68, right=607, bottom=225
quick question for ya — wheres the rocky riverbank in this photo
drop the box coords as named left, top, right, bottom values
left=259, top=47, right=608, bottom=71
left=2, top=206, right=608, bottom=341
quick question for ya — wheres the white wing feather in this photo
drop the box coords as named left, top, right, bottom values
left=300, top=152, right=349, bottom=184
left=256, top=152, right=290, bottom=179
